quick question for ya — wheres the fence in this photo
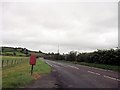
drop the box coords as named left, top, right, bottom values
left=1, top=59, right=29, bottom=68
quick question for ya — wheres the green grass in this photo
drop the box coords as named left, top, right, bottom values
left=76, top=62, right=120, bottom=72
left=2, top=52, right=13, bottom=55
left=14, top=52, right=26, bottom=56
left=2, top=51, right=26, bottom=56
left=2, top=56, right=51, bottom=89
left=1, top=56, right=29, bottom=68
left=34, top=60, right=52, bottom=74
left=1, top=56, right=28, bottom=60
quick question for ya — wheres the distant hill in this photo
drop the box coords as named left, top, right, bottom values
left=0, top=46, right=44, bottom=57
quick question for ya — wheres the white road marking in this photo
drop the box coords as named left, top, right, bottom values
left=67, top=65, right=79, bottom=69
left=88, top=71, right=100, bottom=75
left=77, top=64, right=114, bottom=72
left=46, top=60, right=120, bottom=82
left=45, top=62, right=53, bottom=67
left=48, top=60, right=79, bottom=69
left=90, top=67, right=114, bottom=72
left=52, top=64, right=60, bottom=68
left=48, top=61, right=64, bottom=66
left=103, top=75, right=120, bottom=81
left=46, top=61, right=60, bottom=68
left=49, top=61, right=79, bottom=69
left=88, top=70, right=120, bottom=81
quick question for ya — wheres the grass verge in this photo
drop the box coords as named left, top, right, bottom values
left=2, top=57, right=51, bottom=89
left=75, top=62, right=120, bottom=72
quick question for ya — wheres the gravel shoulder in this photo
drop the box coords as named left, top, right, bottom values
left=24, top=69, right=61, bottom=89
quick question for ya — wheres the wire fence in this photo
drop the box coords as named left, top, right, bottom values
left=1, top=58, right=29, bottom=68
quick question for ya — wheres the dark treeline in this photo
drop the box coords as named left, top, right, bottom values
left=44, top=53, right=65, bottom=60
left=44, top=48, right=120, bottom=66
left=1, top=47, right=120, bottom=65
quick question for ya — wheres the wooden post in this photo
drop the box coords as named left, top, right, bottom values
left=15, top=60, right=16, bottom=64
left=13, top=60, right=14, bottom=64
left=7, top=60, right=8, bottom=66
left=2, top=60, right=3, bottom=68
left=31, top=65, right=34, bottom=75
left=17, top=60, right=18, bottom=64
left=11, top=60, right=13, bottom=65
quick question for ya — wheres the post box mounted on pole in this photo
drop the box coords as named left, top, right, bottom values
left=29, top=53, right=36, bottom=75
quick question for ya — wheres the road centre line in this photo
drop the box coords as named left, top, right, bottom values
left=49, top=61, right=78, bottom=69
left=88, top=70, right=120, bottom=81
left=78, top=64, right=114, bottom=72
left=49, top=61, right=64, bottom=66
left=88, top=71, right=100, bottom=75
left=48, top=61, right=79, bottom=69
left=103, top=75, right=120, bottom=81
left=67, top=65, right=79, bottom=69
left=49, top=61, right=79, bottom=70
left=48, top=61, right=107, bottom=72
left=46, top=60, right=114, bottom=73
left=47, top=61, right=120, bottom=82
left=90, top=67, right=114, bottom=72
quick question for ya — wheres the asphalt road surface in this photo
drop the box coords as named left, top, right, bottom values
left=43, top=59, right=120, bottom=89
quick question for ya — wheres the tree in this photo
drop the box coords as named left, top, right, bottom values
left=66, top=51, right=77, bottom=61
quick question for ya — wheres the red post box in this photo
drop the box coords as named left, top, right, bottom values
left=30, top=54, right=36, bottom=75
left=30, top=54, right=36, bottom=65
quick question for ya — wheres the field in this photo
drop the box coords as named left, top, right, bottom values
left=2, top=52, right=26, bottom=57
left=1, top=47, right=41, bottom=57
left=2, top=56, right=51, bottom=89
left=1, top=56, right=28, bottom=68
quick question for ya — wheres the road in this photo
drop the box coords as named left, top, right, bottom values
left=44, top=59, right=120, bottom=88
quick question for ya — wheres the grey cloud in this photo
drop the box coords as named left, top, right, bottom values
left=1, top=2, right=118, bottom=53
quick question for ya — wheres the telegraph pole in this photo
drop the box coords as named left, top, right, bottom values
left=58, top=44, right=59, bottom=55
left=57, top=44, right=59, bottom=60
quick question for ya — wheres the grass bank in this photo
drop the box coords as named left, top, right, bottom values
left=75, top=62, right=120, bottom=72
left=2, top=56, right=51, bottom=89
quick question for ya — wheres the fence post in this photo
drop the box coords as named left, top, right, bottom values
left=7, top=60, right=8, bottom=66
left=17, top=60, right=18, bottom=64
left=11, top=60, right=13, bottom=65
left=15, top=60, right=16, bottom=64
left=2, top=60, right=3, bottom=68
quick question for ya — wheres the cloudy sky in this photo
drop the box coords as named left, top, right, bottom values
left=0, top=0, right=118, bottom=53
